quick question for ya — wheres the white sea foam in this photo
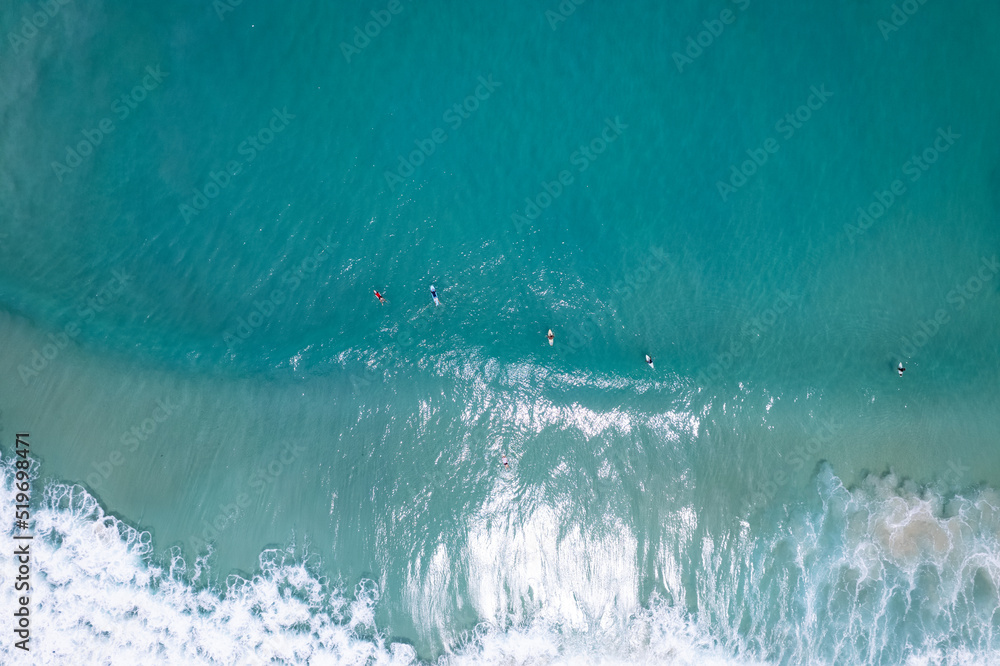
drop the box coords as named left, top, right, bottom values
left=2, top=453, right=998, bottom=665
left=0, top=454, right=415, bottom=666
left=694, top=464, right=1000, bottom=664
left=0, top=448, right=744, bottom=666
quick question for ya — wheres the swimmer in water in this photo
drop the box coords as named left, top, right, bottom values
left=374, top=290, right=386, bottom=304
left=502, top=455, right=509, bottom=469
left=898, top=362, right=905, bottom=377
left=547, top=329, right=554, bottom=346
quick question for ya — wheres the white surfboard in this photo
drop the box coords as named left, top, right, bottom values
left=547, top=329, right=554, bottom=346
left=430, top=285, right=440, bottom=306
left=645, top=354, right=654, bottom=370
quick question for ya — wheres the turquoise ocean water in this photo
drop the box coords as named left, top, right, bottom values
left=1, top=0, right=999, bottom=662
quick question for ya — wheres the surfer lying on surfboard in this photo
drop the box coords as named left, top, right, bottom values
left=430, top=285, right=440, bottom=306
left=645, top=354, right=654, bottom=369
left=547, top=330, right=554, bottom=346
left=502, top=455, right=509, bottom=469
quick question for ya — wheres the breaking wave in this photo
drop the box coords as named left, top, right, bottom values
left=1, top=454, right=997, bottom=665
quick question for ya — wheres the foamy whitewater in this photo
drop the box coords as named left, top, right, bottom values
left=3, top=454, right=998, bottom=664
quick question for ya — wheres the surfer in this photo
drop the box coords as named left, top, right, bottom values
left=430, top=285, right=440, bottom=306
left=502, top=454, right=509, bottom=469
left=374, top=290, right=386, bottom=304
left=547, top=329, right=554, bottom=346
left=898, top=362, right=905, bottom=377
left=645, top=354, right=654, bottom=369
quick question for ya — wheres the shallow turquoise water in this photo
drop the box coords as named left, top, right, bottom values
left=1, top=0, right=999, bottom=663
